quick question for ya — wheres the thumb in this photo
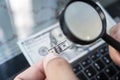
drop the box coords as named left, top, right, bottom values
left=43, top=52, right=78, bottom=80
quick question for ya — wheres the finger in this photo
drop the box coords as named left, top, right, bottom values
left=109, top=23, right=120, bottom=65
left=109, top=46, right=120, bottom=65
left=43, top=52, right=78, bottom=80
left=109, top=23, right=120, bottom=42
left=14, top=59, right=45, bottom=80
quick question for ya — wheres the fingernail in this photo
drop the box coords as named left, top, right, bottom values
left=43, top=52, right=60, bottom=69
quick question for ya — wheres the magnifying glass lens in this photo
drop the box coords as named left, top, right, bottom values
left=60, top=0, right=120, bottom=52
left=64, top=2, right=102, bottom=41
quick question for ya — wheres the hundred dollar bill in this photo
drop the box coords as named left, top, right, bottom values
left=18, top=23, right=95, bottom=65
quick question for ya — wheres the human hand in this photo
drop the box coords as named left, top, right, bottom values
left=109, top=23, right=120, bottom=65
left=14, top=52, right=78, bottom=80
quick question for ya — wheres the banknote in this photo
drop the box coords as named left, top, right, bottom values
left=18, top=23, right=102, bottom=65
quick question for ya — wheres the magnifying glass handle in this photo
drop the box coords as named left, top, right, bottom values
left=102, top=33, right=120, bottom=52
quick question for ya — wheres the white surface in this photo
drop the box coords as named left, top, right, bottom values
left=0, top=0, right=21, bottom=64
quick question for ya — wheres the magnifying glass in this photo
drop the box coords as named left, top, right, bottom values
left=59, top=0, right=120, bottom=52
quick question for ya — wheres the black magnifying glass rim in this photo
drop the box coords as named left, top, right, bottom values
left=59, top=0, right=106, bottom=45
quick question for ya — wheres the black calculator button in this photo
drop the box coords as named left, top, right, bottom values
left=96, top=72, right=108, bottom=80
left=84, top=65, right=96, bottom=78
left=77, top=72, right=88, bottom=80
left=104, top=65, right=117, bottom=77
left=81, top=57, right=92, bottom=68
left=73, top=64, right=82, bottom=74
left=102, top=54, right=112, bottom=64
left=114, top=73, right=120, bottom=80
left=90, top=52, right=101, bottom=61
left=93, top=60, right=105, bottom=71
